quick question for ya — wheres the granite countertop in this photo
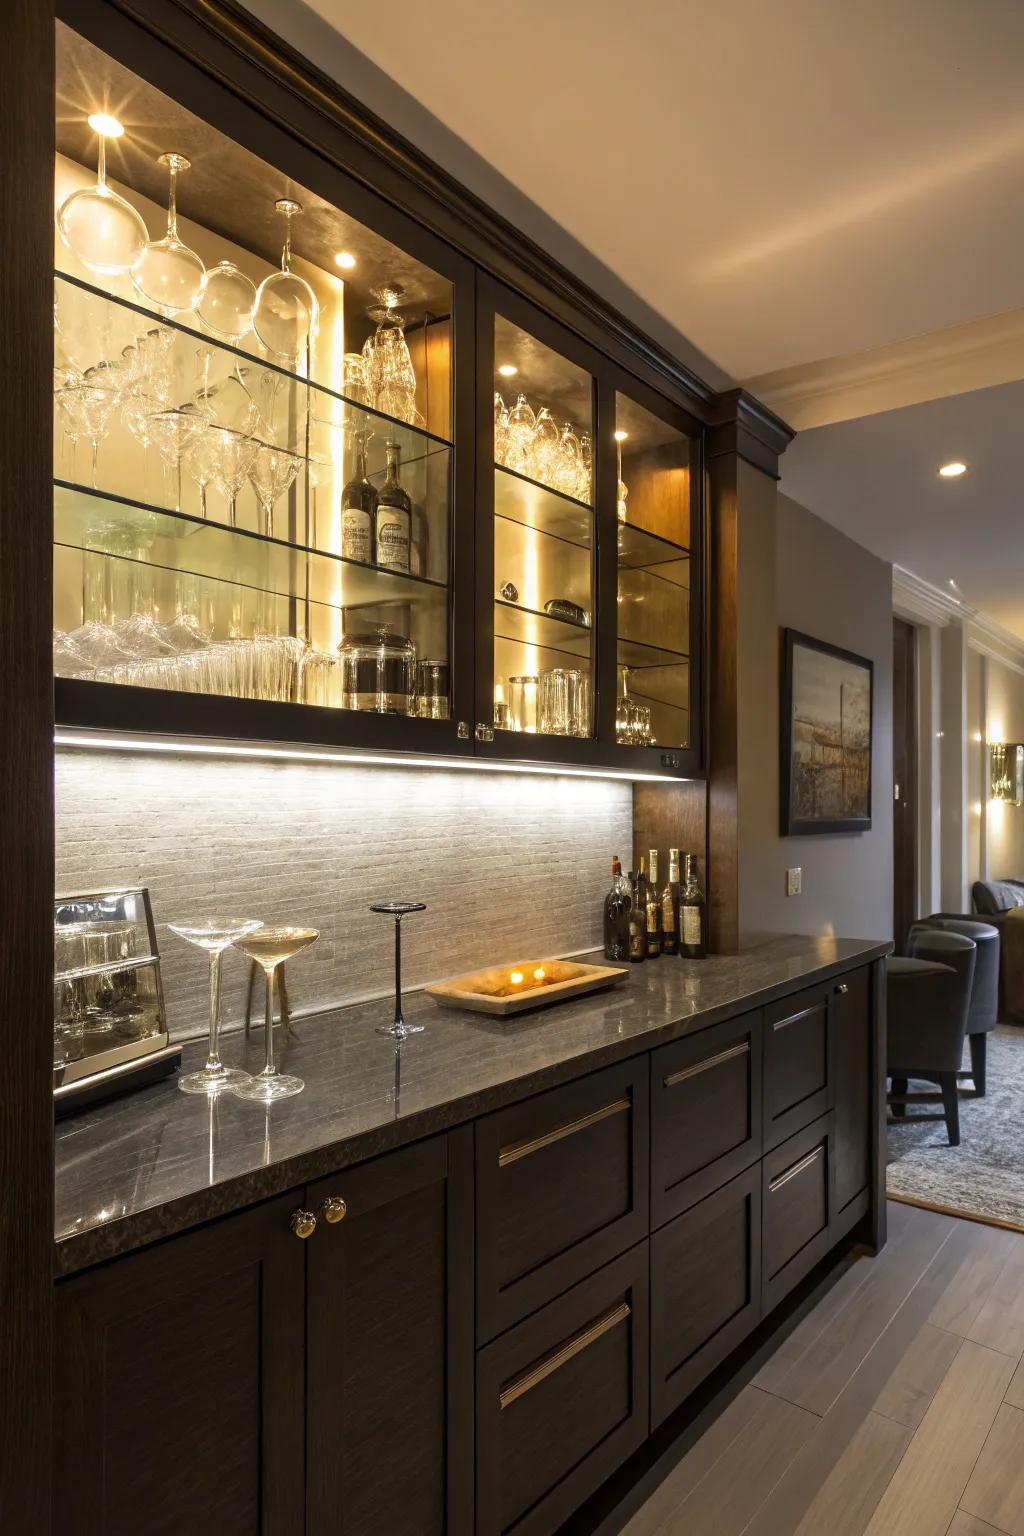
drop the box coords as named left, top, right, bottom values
left=54, top=933, right=889, bottom=1277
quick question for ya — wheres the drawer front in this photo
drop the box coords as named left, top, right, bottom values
left=763, top=982, right=833, bottom=1149
left=651, top=1163, right=761, bottom=1427
left=476, top=1245, right=649, bottom=1536
left=762, top=1112, right=834, bottom=1311
left=476, top=1059, right=649, bottom=1342
left=651, top=1011, right=763, bottom=1227
left=832, top=966, right=872, bottom=1221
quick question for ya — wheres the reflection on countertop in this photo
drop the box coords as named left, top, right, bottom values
left=55, top=932, right=889, bottom=1276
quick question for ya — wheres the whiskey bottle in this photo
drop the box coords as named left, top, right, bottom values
left=646, top=848, right=663, bottom=959
left=374, top=441, right=412, bottom=573
left=628, top=859, right=647, bottom=964
left=662, top=847, right=680, bottom=955
left=679, top=853, right=707, bottom=959
left=602, top=856, right=631, bottom=962
left=340, top=432, right=377, bottom=565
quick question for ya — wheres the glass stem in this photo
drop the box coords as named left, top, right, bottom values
left=205, top=949, right=223, bottom=1073
left=166, top=163, right=179, bottom=240
left=200, top=482, right=208, bottom=519
left=90, top=438, right=99, bottom=489
left=393, top=917, right=403, bottom=1029
left=96, top=135, right=107, bottom=191
left=262, top=964, right=277, bottom=1078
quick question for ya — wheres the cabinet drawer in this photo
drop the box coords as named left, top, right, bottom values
left=475, top=1059, right=649, bottom=1342
left=763, top=982, right=832, bottom=1149
left=762, top=1113, right=834, bottom=1311
left=651, top=1011, right=762, bottom=1226
left=651, top=1163, right=761, bottom=1427
left=476, top=1245, right=649, bottom=1536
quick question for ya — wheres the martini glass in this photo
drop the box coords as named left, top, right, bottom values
left=147, top=403, right=209, bottom=510
left=132, top=153, right=206, bottom=316
left=198, top=259, right=257, bottom=342
left=56, top=113, right=149, bottom=277
left=230, top=927, right=319, bottom=1102
left=250, top=442, right=304, bottom=537
left=209, top=425, right=259, bottom=527
left=370, top=901, right=426, bottom=1039
left=167, top=917, right=262, bottom=1094
left=253, top=200, right=319, bottom=363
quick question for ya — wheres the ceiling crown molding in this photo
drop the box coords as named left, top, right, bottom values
left=706, top=388, right=795, bottom=479
left=894, top=565, right=1024, bottom=670
left=745, top=308, right=1024, bottom=432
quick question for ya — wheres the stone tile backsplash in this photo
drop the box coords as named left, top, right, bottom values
left=56, top=749, right=632, bottom=1041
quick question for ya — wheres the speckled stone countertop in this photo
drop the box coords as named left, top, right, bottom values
left=54, top=933, right=889, bottom=1277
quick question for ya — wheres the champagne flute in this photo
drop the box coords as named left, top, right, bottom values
left=132, top=153, right=207, bottom=316
left=370, top=901, right=426, bottom=1039
left=230, top=927, right=319, bottom=1102
left=167, top=918, right=262, bottom=1094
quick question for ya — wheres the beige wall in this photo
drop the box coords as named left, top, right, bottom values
left=737, top=478, right=894, bottom=942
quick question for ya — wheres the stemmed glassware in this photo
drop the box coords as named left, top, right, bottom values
left=209, top=425, right=258, bottom=527
left=370, top=901, right=426, bottom=1039
left=230, top=927, right=319, bottom=1101
left=253, top=199, right=319, bottom=363
left=493, top=386, right=593, bottom=502
left=56, top=373, right=119, bottom=487
left=197, top=260, right=257, bottom=342
left=361, top=286, right=420, bottom=424
left=132, top=153, right=207, bottom=316
left=56, top=113, right=149, bottom=276
left=147, top=403, right=209, bottom=510
left=167, top=917, right=262, bottom=1094
left=250, top=442, right=304, bottom=537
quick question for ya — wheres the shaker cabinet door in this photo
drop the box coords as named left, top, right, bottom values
left=53, top=1193, right=306, bottom=1536
left=831, top=965, right=873, bottom=1229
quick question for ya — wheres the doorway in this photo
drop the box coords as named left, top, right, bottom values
left=892, top=616, right=919, bottom=950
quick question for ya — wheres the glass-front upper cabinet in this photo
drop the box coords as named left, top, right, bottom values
left=51, top=15, right=470, bottom=745
left=482, top=285, right=598, bottom=754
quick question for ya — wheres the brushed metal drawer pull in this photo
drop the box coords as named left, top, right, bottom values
left=768, top=1145, right=824, bottom=1194
left=498, top=1096, right=631, bottom=1167
left=664, top=1039, right=749, bottom=1089
left=772, top=1003, right=823, bottom=1033
left=498, top=1301, right=631, bottom=1409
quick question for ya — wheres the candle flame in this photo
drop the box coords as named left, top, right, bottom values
left=533, top=966, right=546, bottom=981
left=509, top=970, right=524, bottom=985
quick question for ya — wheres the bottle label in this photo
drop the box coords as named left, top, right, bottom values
left=682, top=907, right=702, bottom=946
left=376, top=510, right=410, bottom=571
left=341, top=508, right=372, bottom=564
left=629, top=915, right=646, bottom=959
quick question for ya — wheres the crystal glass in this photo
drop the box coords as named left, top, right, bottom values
left=506, top=394, right=536, bottom=473
left=507, top=674, right=539, bottom=733
left=197, top=259, right=257, bottom=342
left=253, top=199, right=319, bottom=362
left=186, top=422, right=220, bottom=518
left=361, top=286, right=419, bottom=424
left=132, top=153, right=206, bottom=316
left=250, top=442, right=304, bottom=537
left=230, top=927, right=319, bottom=1101
left=209, top=425, right=258, bottom=526
left=539, top=667, right=588, bottom=737
left=57, top=376, right=118, bottom=487
left=56, top=115, right=149, bottom=276
left=147, top=403, right=209, bottom=509
left=616, top=438, right=629, bottom=523
left=494, top=392, right=510, bottom=464
left=168, top=918, right=262, bottom=1094
left=370, top=901, right=426, bottom=1039
left=554, top=422, right=582, bottom=496
left=531, top=407, right=559, bottom=482
left=342, top=353, right=370, bottom=407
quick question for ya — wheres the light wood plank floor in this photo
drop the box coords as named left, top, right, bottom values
left=610, top=1202, right=1024, bottom=1536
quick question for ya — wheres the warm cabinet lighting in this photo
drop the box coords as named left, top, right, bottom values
left=613, top=429, right=628, bottom=442
left=497, top=363, right=518, bottom=377
left=334, top=250, right=356, bottom=269
left=86, top=111, right=124, bottom=137
left=938, top=461, right=967, bottom=477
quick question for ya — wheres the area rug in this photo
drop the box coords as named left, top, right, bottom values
left=886, top=1024, right=1024, bottom=1230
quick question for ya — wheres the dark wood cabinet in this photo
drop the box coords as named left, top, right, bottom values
left=651, top=1163, right=761, bottom=1427
left=762, top=1112, right=835, bottom=1311
left=651, top=1009, right=762, bottom=1227
left=53, top=1193, right=305, bottom=1536
left=475, top=1059, right=649, bottom=1342
left=475, top=1243, right=649, bottom=1536
left=831, top=965, right=873, bottom=1229
left=763, top=980, right=833, bottom=1149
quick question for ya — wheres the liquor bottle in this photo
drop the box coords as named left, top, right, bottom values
left=628, top=860, right=647, bottom=964
left=679, top=853, right=707, bottom=959
left=646, top=848, right=663, bottom=959
left=340, top=432, right=377, bottom=564
left=662, top=847, right=680, bottom=955
left=602, top=856, right=631, bottom=962
left=374, top=441, right=412, bottom=573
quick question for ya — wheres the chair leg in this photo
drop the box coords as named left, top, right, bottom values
left=891, top=1077, right=908, bottom=1116
left=969, top=1033, right=987, bottom=1097
left=940, top=1072, right=961, bottom=1146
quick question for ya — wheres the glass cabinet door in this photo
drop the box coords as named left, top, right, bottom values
left=52, top=17, right=467, bottom=743
left=490, top=311, right=596, bottom=742
left=612, top=391, right=697, bottom=759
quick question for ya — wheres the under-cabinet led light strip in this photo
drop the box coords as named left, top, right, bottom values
left=54, top=729, right=684, bottom=784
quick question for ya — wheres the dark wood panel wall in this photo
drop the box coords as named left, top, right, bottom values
left=1, top=4, right=56, bottom=1532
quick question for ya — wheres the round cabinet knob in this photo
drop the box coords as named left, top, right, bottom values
left=835, top=982, right=850, bottom=995
left=290, top=1208, right=317, bottom=1240
left=321, top=1196, right=348, bottom=1224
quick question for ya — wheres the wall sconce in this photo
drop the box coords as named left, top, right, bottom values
left=990, top=742, right=1024, bottom=805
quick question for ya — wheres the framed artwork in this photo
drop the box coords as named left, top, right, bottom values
left=780, top=629, right=873, bottom=835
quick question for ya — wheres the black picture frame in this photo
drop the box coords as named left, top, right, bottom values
left=780, top=628, right=873, bottom=836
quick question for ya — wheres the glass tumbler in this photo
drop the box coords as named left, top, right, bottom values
left=539, top=668, right=589, bottom=736
left=507, top=674, right=539, bottom=734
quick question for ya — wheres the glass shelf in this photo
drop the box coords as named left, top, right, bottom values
left=494, top=598, right=592, bottom=659
left=493, top=464, right=593, bottom=545
left=616, top=521, right=689, bottom=572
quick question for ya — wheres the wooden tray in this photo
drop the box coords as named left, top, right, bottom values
left=426, top=958, right=628, bottom=1016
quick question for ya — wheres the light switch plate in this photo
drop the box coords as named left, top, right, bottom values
left=786, top=867, right=802, bottom=897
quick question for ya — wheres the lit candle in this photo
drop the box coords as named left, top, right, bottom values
left=509, top=970, right=524, bottom=986
left=533, top=966, right=546, bottom=982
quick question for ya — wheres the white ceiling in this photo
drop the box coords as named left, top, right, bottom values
left=285, top=0, right=1024, bottom=381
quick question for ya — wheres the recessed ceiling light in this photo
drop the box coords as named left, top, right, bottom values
left=334, top=251, right=356, bottom=270
left=939, top=461, right=967, bottom=477
left=613, top=429, right=629, bottom=442
left=87, top=112, right=124, bottom=138
left=497, top=363, right=518, bottom=378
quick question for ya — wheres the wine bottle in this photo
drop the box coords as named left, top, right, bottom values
left=662, top=847, right=680, bottom=955
left=602, top=856, right=631, bottom=962
left=340, top=432, right=377, bottom=564
left=679, top=853, right=707, bottom=959
left=374, top=441, right=412, bottom=573
left=628, top=859, right=647, bottom=964
left=646, top=848, right=663, bottom=959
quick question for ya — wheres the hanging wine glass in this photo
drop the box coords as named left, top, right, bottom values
left=132, top=153, right=206, bottom=316
left=198, top=260, right=257, bottom=342
left=361, top=285, right=419, bottom=424
left=253, top=199, right=319, bottom=363
left=56, top=114, right=149, bottom=277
